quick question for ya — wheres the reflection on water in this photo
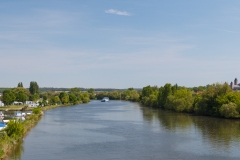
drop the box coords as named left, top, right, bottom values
left=7, top=101, right=240, bottom=160
left=141, top=106, right=240, bottom=149
left=7, top=139, right=24, bottom=160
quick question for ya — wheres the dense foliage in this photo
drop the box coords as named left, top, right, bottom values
left=96, top=88, right=140, bottom=102
left=140, top=83, right=240, bottom=118
left=1, top=82, right=90, bottom=107
left=0, top=108, right=43, bottom=158
left=4, top=120, right=24, bottom=140
left=1, top=81, right=239, bottom=118
left=29, top=81, right=39, bottom=95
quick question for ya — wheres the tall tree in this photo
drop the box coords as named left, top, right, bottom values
left=69, top=93, right=78, bottom=104
left=59, top=92, right=69, bottom=104
left=17, top=82, right=23, bottom=87
left=158, top=83, right=172, bottom=107
left=29, top=81, right=39, bottom=95
left=142, top=85, right=153, bottom=97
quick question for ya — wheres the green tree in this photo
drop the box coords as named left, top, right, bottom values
left=142, top=85, right=153, bottom=97
left=29, top=81, right=39, bottom=95
left=54, top=96, right=61, bottom=104
left=17, top=82, right=23, bottom=87
left=165, top=88, right=193, bottom=112
left=158, top=83, right=172, bottom=108
left=70, top=87, right=80, bottom=94
left=29, top=93, right=39, bottom=102
left=69, top=93, right=78, bottom=104
left=49, top=96, right=60, bottom=105
left=141, top=86, right=158, bottom=107
left=87, top=88, right=96, bottom=99
left=122, top=89, right=140, bottom=102
left=194, top=83, right=232, bottom=116
left=79, top=92, right=90, bottom=103
left=32, top=107, right=41, bottom=114
left=15, top=91, right=28, bottom=103
left=96, top=92, right=108, bottom=100
left=12, top=87, right=30, bottom=102
left=59, top=92, right=69, bottom=104
left=219, top=103, right=240, bottom=118
left=12, top=87, right=30, bottom=96
left=108, top=90, right=120, bottom=100
left=2, top=90, right=15, bottom=105
left=87, top=88, right=94, bottom=93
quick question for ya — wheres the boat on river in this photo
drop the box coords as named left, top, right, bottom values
left=15, top=111, right=22, bottom=117
left=101, top=97, right=109, bottom=102
left=0, top=120, right=6, bottom=130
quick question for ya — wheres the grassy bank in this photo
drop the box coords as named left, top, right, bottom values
left=0, top=105, right=25, bottom=111
left=0, top=111, right=43, bottom=159
left=0, top=104, right=64, bottom=159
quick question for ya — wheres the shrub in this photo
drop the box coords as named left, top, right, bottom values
left=32, top=107, right=41, bottom=114
left=5, top=120, right=24, bottom=139
left=219, top=103, right=240, bottom=118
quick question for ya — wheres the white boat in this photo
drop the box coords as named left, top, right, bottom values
left=3, top=120, right=9, bottom=123
left=15, top=111, right=22, bottom=117
left=0, top=121, right=6, bottom=130
left=101, top=97, right=109, bottom=102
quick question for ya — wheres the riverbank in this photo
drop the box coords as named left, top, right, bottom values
left=0, top=104, right=65, bottom=159
left=0, top=112, right=42, bottom=159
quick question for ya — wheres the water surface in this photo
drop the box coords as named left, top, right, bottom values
left=8, top=100, right=240, bottom=160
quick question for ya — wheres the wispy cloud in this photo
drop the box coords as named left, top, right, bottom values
left=105, top=9, right=131, bottom=16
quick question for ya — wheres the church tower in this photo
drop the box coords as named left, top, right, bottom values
left=234, top=78, right=238, bottom=85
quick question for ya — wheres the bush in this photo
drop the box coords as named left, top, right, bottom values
left=219, top=103, right=240, bottom=118
left=32, top=107, right=41, bottom=114
left=5, top=120, right=24, bottom=139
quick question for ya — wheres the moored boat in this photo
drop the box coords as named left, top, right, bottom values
left=101, top=97, right=109, bottom=102
left=15, top=111, right=22, bottom=117
left=0, top=121, right=6, bottom=130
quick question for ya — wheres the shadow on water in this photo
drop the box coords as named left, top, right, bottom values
left=140, top=106, right=240, bottom=149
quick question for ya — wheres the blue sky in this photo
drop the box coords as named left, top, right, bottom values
left=1, top=0, right=240, bottom=88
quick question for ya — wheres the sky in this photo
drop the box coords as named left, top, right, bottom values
left=1, top=0, right=240, bottom=88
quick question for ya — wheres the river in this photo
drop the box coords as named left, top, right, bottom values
left=7, top=100, right=240, bottom=160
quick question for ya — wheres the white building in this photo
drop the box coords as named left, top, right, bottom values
left=13, top=101, right=23, bottom=105
left=230, top=78, right=240, bottom=90
left=25, top=101, right=39, bottom=108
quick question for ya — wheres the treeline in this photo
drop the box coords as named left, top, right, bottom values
left=0, top=82, right=91, bottom=106
left=95, top=83, right=240, bottom=118
left=41, top=88, right=91, bottom=105
left=140, top=83, right=240, bottom=118
left=0, top=87, right=140, bottom=93
left=39, top=88, right=140, bottom=92
left=96, top=88, right=140, bottom=102
left=1, top=81, right=239, bottom=118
